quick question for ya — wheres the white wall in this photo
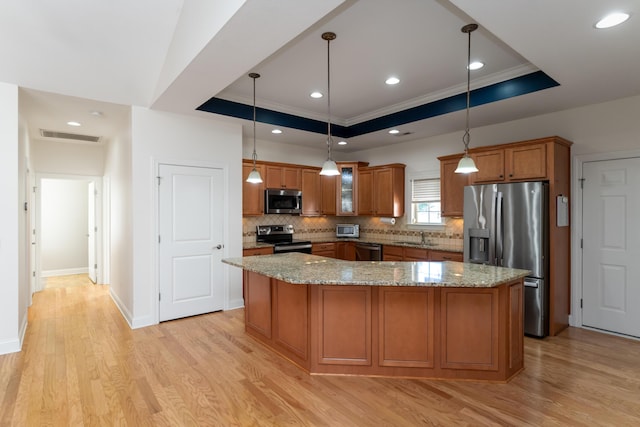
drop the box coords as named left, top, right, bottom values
left=103, top=112, right=134, bottom=322
left=0, top=82, right=20, bottom=354
left=128, top=107, right=243, bottom=328
left=40, top=179, right=89, bottom=275
left=31, top=139, right=106, bottom=176
left=242, top=137, right=327, bottom=166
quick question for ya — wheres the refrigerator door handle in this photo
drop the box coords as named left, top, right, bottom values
left=495, top=191, right=503, bottom=266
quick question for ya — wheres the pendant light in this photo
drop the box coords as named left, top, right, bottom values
left=246, top=72, right=263, bottom=183
left=455, top=24, right=480, bottom=174
left=319, top=32, right=340, bottom=176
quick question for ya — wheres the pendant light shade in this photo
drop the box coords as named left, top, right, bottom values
left=319, top=32, right=340, bottom=176
left=455, top=24, right=479, bottom=175
left=246, top=72, right=263, bottom=183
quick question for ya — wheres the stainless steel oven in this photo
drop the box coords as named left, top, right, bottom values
left=256, top=224, right=312, bottom=254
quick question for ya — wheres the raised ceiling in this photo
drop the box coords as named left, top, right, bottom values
left=3, top=0, right=639, bottom=153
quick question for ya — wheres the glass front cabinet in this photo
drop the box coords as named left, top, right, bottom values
left=336, top=162, right=368, bottom=216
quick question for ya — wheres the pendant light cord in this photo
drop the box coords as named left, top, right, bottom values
left=462, top=24, right=477, bottom=154
left=250, top=73, right=260, bottom=166
left=322, top=32, right=336, bottom=161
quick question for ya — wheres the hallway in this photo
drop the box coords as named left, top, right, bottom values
left=0, top=284, right=639, bottom=425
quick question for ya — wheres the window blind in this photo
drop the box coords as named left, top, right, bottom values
left=412, top=178, right=440, bottom=202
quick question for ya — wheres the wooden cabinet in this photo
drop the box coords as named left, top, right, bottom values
left=469, top=142, right=547, bottom=184
left=429, top=250, right=463, bottom=262
left=336, top=162, right=367, bottom=216
left=357, top=168, right=373, bottom=215
left=243, top=247, right=273, bottom=257
left=470, top=149, right=505, bottom=183
left=336, top=241, right=356, bottom=261
left=384, top=245, right=463, bottom=262
left=242, top=161, right=265, bottom=216
left=439, top=156, right=468, bottom=217
left=301, top=169, right=337, bottom=216
left=312, top=242, right=336, bottom=258
left=265, top=164, right=301, bottom=189
left=359, top=164, right=405, bottom=217
left=403, top=247, right=429, bottom=261
left=382, top=245, right=404, bottom=261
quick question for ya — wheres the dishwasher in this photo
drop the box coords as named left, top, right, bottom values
left=355, top=242, right=382, bottom=261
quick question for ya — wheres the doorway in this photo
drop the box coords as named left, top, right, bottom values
left=581, top=157, right=640, bottom=338
left=35, top=175, right=103, bottom=291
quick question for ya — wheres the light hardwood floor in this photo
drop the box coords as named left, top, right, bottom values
left=1, top=280, right=639, bottom=426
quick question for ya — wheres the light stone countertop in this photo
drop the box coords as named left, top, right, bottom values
left=223, top=253, right=529, bottom=288
left=243, top=238, right=462, bottom=252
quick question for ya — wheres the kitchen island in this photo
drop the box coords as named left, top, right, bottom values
left=223, top=253, right=529, bottom=382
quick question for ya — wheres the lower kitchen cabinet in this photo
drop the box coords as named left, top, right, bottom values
left=429, top=250, right=463, bottom=262
left=243, top=247, right=274, bottom=256
left=312, top=242, right=336, bottom=258
left=382, top=245, right=404, bottom=261
left=336, top=241, right=356, bottom=260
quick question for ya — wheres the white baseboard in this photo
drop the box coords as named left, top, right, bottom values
left=41, top=267, right=88, bottom=277
left=109, top=288, right=134, bottom=328
left=227, top=298, right=245, bottom=310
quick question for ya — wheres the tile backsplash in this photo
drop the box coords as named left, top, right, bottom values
left=243, top=215, right=463, bottom=252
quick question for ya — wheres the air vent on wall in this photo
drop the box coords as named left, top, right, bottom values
left=39, top=129, right=101, bottom=143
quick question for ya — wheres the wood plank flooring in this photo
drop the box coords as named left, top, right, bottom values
left=0, top=279, right=639, bottom=426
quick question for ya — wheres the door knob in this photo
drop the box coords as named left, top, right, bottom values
left=214, top=244, right=224, bottom=250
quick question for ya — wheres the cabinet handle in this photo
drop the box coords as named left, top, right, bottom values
left=443, top=256, right=451, bottom=260
left=499, top=175, right=504, bottom=178
left=509, top=174, right=513, bottom=177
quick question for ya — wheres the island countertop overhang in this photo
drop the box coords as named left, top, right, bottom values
left=223, top=253, right=530, bottom=288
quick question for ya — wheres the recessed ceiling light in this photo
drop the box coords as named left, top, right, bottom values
left=595, top=12, right=630, bottom=29
left=67, top=121, right=81, bottom=127
left=468, top=61, right=484, bottom=70
left=337, top=140, right=347, bottom=145
left=385, top=77, right=400, bottom=85
left=271, top=129, right=282, bottom=134
left=388, top=129, right=400, bottom=135
left=310, top=91, right=323, bottom=98
left=90, top=110, right=104, bottom=117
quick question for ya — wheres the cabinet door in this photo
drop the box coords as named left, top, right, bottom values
left=506, top=143, right=547, bottom=180
left=336, top=241, right=356, bottom=260
left=312, top=242, right=336, bottom=258
left=242, top=162, right=265, bottom=216
left=357, top=168, right=373, bottom=215
left=374, top=168, right=394, bottom=216
left=320, top=174, right=337, bottom=215
left=243, top=247, right=273, bottom=256
left=429, top=250, right=463, bottom=262
left=382, top=245, right=404, bottom=261
left=440, top=157, right=468, bottom=217
left=403, top=247, right=429, bottom=261
left=265, top=165, right=301, bottom=189
left=337, top=163, right=357, bottom=216
left=470, top=150, right=505, bottom=183
left=372, top=166, right=405, bottom=217
left=301, top=169, right=321, bottom=216
left=282, top=167, right=301, bottom=189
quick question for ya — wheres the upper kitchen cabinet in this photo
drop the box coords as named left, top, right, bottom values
left=242, top=161, right=265, bottom=216
left=265, top=164, right=301, bottom=189
left=468, top=140, right=549, bottom=184
left=438, top=155, right=468, bottom=217
left=336, top=162, right=368, bottom=216
left=359, top=164, right=405, bottom=217
left=301, top=168, right=336, bottom=216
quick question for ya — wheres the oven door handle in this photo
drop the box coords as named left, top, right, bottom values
left=274, top=244, right=312, bottom=253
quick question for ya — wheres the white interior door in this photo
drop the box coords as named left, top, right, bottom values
left=158, top=164, right=225, bottom=322
left=582, top=158, right=640, bottom=338
left=87, top=181, right=97, bottom=283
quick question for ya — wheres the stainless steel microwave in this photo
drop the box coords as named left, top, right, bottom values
left=336, top=224, right=359, bottom=238
left=265, top=189, right=302, bottom=214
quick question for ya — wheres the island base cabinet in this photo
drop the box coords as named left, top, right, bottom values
left=244, top=272, right=524, bottom=382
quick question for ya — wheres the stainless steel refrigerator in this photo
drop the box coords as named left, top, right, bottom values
left=463, top=182, right=549, bottom=337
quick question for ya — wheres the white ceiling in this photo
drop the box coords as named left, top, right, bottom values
left=4, top=0, right=639, bottom=154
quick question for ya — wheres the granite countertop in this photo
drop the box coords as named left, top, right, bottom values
left=243, top=238, right=462, bottom=252
left=223, top=253, right=529, bottom=288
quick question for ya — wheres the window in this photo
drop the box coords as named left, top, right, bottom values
left=411, top=177, right=442, bottom=225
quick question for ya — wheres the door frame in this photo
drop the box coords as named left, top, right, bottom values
left=152, top=158, right=231, bottom=325
left=572, top=148, right=640, bottom=335
left=34, top=173, right=104, bottom=290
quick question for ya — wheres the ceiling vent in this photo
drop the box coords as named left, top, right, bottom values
left=39, top=129, right=101, bottom=143
left=393, top=131, right=413, bottom=137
